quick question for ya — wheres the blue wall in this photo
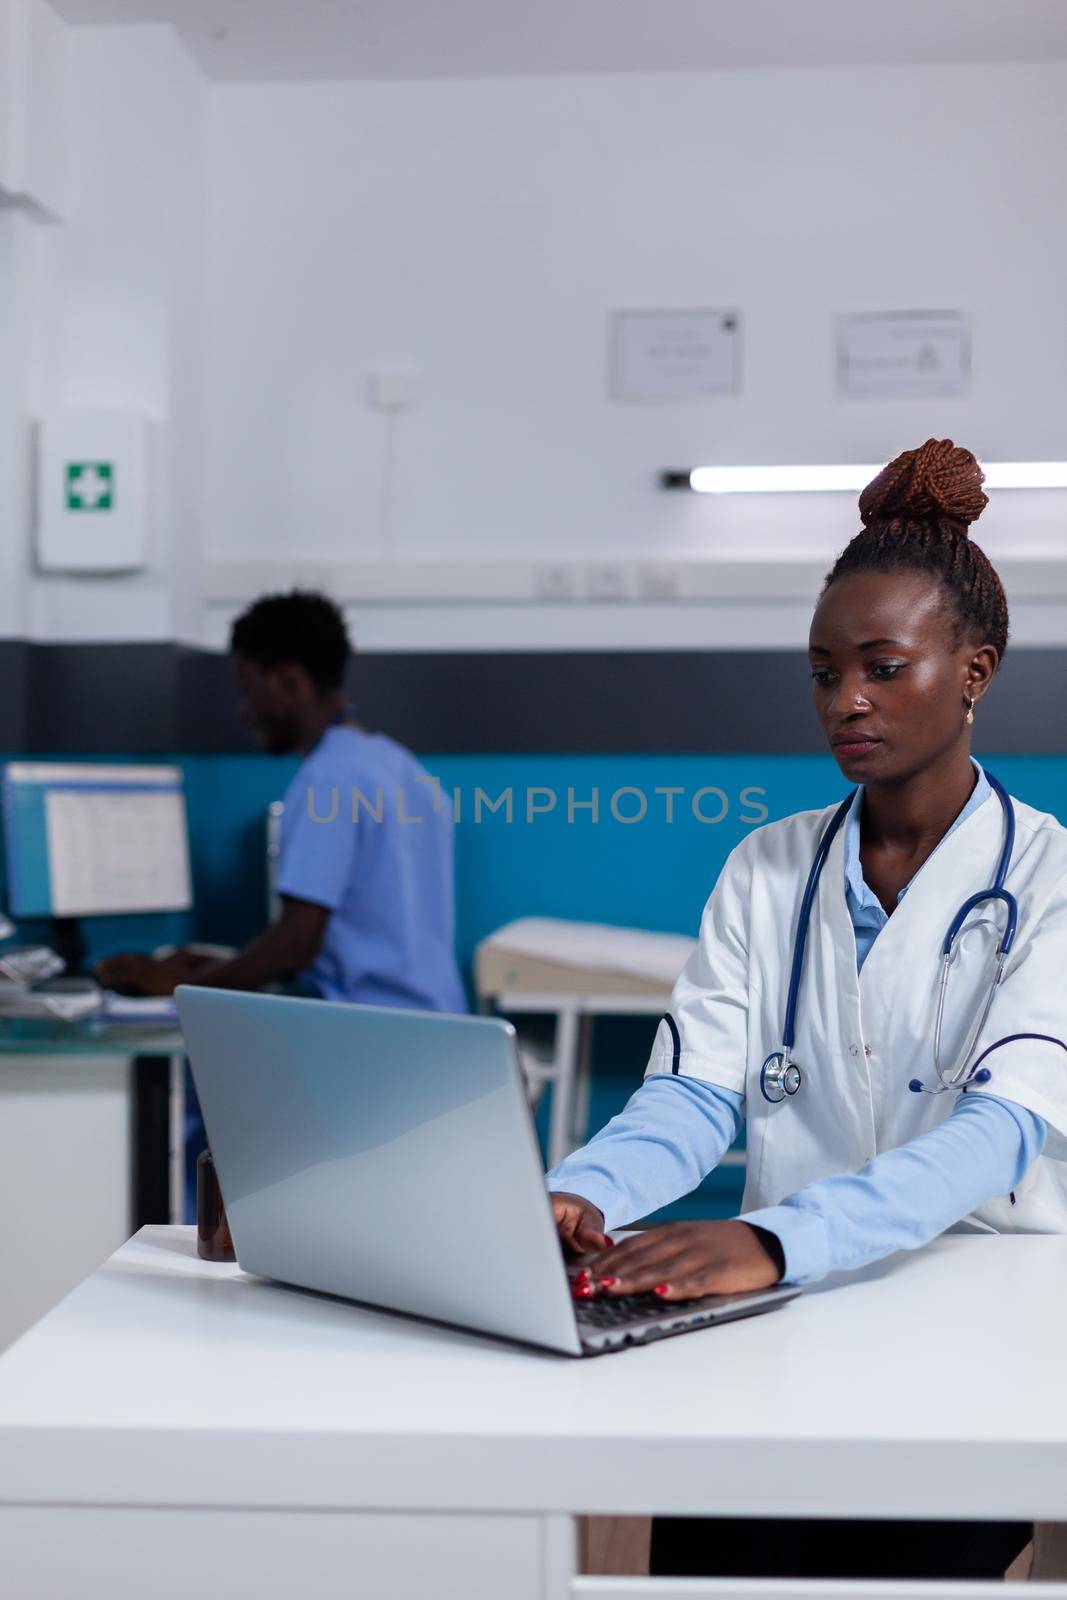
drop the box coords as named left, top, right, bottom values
left=14, top=750, right=1066, bottom=970
left=6, top=751, right=1067, bottom=1219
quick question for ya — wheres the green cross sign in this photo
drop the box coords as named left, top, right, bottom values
left=66, top=461, right=114, bottom=511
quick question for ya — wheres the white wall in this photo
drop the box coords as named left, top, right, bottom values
left=198, top=63, right=1067, bottom=648
left=0, top=214, right=29, bottom=637
left=0, top=0, right=65, bottom=641
left=0, top=0, right=65, bottom=213
left=7, top=21, right=206, bottom=643
left=6, top=40, right=1067, bottom=648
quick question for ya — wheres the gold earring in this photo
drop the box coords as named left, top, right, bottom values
left=965, top=697, right=975, bottom=725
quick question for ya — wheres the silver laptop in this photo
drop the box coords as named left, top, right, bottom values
left=176, top=988, right=798, bottom=1356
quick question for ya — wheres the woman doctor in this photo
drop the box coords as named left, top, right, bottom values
left=547, top=439, right=1067, bottom=1581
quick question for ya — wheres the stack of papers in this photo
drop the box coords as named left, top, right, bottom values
left=0, top=983, right=179, bottom=1028
left=100, top=993, right=179, bottom=1025
left=0, top=979, right=102, bottom=1022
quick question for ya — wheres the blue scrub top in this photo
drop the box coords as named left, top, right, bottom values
left=276, top=724, right=467, bottom=1013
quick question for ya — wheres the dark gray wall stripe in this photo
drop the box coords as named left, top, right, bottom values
left=0, top=643, right=29, bottom=749
left=176, top=645, right=237, bottom=752
left=2, top=642, right=1066, bottom=755
left=25, top=643, right=182, bottom=752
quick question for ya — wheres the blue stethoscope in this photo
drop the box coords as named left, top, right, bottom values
left=759, top=771, right=1018, bottom=1104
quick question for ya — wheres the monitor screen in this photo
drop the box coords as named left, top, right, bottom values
left=2, top=763, right=193, bottom=918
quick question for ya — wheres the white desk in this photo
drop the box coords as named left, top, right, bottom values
left=2, top=1229, right=1066, bottom=1600
left=0, top=1032, right=186, bottom=1350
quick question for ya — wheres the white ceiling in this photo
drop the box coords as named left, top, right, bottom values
left=48, top=0, right=1067, bottom=83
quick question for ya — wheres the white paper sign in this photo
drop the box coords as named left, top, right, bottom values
left=611, top=310, right=740, bottom=402
left=837, top=311, right=970, bottom=398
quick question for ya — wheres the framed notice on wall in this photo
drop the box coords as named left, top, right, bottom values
left=837, top=311, right=970, bottom=399
left=611, top=309, right=740, bottom=402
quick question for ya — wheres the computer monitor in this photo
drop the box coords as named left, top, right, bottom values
left=1, top=763, right=193, bottom=919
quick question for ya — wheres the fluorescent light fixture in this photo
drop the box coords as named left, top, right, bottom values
left=678, top=462, right=1067, bottom=495
left=982, top=462, right=1067, bottom=490
left=689, top=465, right=875, bottom=494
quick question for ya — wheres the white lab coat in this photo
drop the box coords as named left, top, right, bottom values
left=646, top=788, right=1067, bottom=1232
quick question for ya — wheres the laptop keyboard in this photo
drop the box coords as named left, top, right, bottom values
left=573, top=1291, right=703, bottom=1328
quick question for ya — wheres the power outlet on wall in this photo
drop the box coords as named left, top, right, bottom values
left=584, top=564, right=631, bottom=602
left=534, top=565, right=578, bottom=601
left=638, top=564, right=683, bottom=601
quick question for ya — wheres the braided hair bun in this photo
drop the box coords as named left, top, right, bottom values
left=822, top=438, right=1008, bottom=658
left=859, top=438, right=988, bottom=532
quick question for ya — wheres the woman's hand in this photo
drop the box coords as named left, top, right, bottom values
left=574, top=1220, right=783, bottom=1300
left=550, top=1191, right=611, bottom=1256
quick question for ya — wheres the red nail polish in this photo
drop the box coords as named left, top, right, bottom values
left=572, top=1283, right=595, bottom=1298
left=653, top=1284, right=670, bottom=1296
left=598, top=1275, right=617, bottom=1287
left=574, top=1268, right=591, bottom=1283
left=604, top=1237, right=616, bottom=1248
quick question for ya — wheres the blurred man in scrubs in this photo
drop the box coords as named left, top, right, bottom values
left=97, top=590, right=466, bottom=1014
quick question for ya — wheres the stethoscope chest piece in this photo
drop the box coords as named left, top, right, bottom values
left=760, top=1051, right=802, bottom=1104
left=764, top=770, right=1017, bottom=1105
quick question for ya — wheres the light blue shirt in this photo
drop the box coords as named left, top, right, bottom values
left=277, top=725, right=467, bottom=1014
left=845, top=759, right=991, bottom=971
left=547, top=766, right=1046, bottom=1284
